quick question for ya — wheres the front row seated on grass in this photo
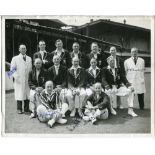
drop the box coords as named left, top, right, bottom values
left=36, top=81, right=110, bottom=127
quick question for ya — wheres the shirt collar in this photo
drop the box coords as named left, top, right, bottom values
left=91, top=51, right=100, bottom=55
left=20, top=53, right=26, bottom=57
left=96, top=92, right=101, bottom=96
left=132, top=56, right=138, bottom=60
left=70, top=65, right=81, bottom=70
left=39, top=50, right=47, bottom=53
left=107, top=65, right=115, bottom=70
left=110, top=55, right=116, bottom=58
left=89, top=66, right=99, bottom=71
left=73, top=51, right=80, bottom=54
left=54, top=65, right=60, bottom=68
left=55, top=48, right=64, bottom=53
left=45, top=90, right=54, bottom=96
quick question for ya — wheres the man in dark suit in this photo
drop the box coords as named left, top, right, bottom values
left=87, top=42, right=107, bottom=68
left=102, top=57, right=138, bottom=117
left=33, top=40, right=52, bottom=70
left=83, top=83, right=110, bottom=124
left=70, top=42, right=88, bottom=69
left=85, top=58, right=102, bottom=96
left=51, top=39, right=71, bottom=68
left=66, top=57, right=87, bottom=117
left=107, top=46, right=125, bottom=109
left=48, top=55, right=67, bottom=89
left=28, top=58, right=48, bottom=118
left=48, top=55, right=68, bottom=117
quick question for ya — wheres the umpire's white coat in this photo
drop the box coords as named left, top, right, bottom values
left=124, top=57, right=146, bottom=94
left=11, top=53, right=32, bottom=100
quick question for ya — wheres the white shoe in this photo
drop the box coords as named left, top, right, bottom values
left=62, top=114, right=66, bottom=118
left=111, top=108, right=117, bottom=115
left=57, top=118, right=67, bottom=124
left=70, top=109, right=76, bottom=117
left=91, top=117, right=97, bottom=124
left=82, top=116, right=90, bottom=121
left=29, top=113, right=36, bottom=119
left=117, top=105, right=124, bottom=109
left=78, top=109, right=83, bottom=117
left=47, top=119, right=55, bottom=128
left=128, top=108, right=138, bottom=117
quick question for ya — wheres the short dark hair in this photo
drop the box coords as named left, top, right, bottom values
left=91, top=42, right=98, bottom=48
left=18, top=44, right=26, bottom=48
left=39, top=40, right=46, bottom=44
left=73, top=42, right=79, bottom=46
left=55, top=39, right=63, bottom=45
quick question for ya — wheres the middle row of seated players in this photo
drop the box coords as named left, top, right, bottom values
left=28, top=54, right=137, bottom=127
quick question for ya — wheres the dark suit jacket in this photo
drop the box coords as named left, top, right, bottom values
left=87, top=92, right=110, bottom=110
left=107, top=56, right=125, bottom=74
left=87, top=52, right=107, bottom=68
left=67, top=67, right=86, bottom=88
left=33, top=51, right=52, bottom=70
left=28, top=68, right=48, bottom=90
left=51, top=50, right=71, bottom=68
left=48, top=65, right=67, bottom=88
left=102, top=67, right=131, bottom=89
left=70, top=52, right=88, bottom=69
left=86, top=68, right=102, bottom=87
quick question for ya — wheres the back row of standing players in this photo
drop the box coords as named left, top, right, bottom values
left=34, top=39, right=108, bottom=70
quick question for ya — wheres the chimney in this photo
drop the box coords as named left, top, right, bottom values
left=90, top=19, right=94, bottom=22
left=123, top=19, right=126, bottom=24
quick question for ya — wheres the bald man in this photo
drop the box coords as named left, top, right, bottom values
left=66, top=57, right=87, bottom=117
left=28, top=58, right=48, bottom=118
left=37, top=81, right=68, bottom=128
left=48, top=55, right=68, bottom=116
left=48, top=55, right=67, bottom=89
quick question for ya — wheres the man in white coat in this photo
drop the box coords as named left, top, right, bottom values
left=124, top=47, right=146, bottom=110
left=11, top=44, right=32, bottom=114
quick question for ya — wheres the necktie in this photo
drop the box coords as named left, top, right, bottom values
left=111, top=68, right=116, bottom=81
left=23, top=55, right=26, bottom=61
left=96, top=94, right=99, bottom=99
left=36, top=70, right=40, bottom=81
left=134, top=57, right=137, bottom=65
left=41, top=52, right=44, bottom=60
left=55, top=66, right=59, bottom=75
left=92, top=69, right=96, bottom=77
left=74, top=69, right=77, bottom=77
left=94, top=54, right=97, bottom=59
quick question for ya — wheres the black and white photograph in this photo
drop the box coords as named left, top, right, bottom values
left=1, top=16, right=153, bottom=135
